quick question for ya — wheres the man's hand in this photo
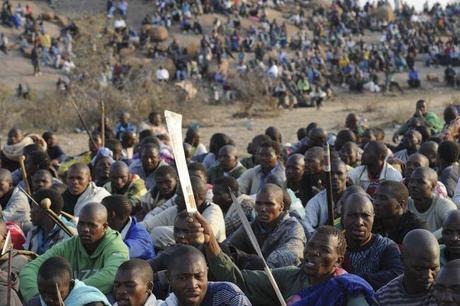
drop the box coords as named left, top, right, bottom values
left=185, top=212, right=221, bottom=257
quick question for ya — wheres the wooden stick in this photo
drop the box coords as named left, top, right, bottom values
left=55, top=283, right=65, bottom=306
left=68, top=93, right=97, bottom=149
left=101, top=100, right=105, bottom=147
left=324, top=144, right=335, bottom=226
left=17, top=186, right=75, bottom=237
left=229, top=190, right=287, bottom=306
left=7, top=248, right=12, bottom=306
left=18, top=155, right=32, bottom=195
left=60, top=210, right=76, bottom=222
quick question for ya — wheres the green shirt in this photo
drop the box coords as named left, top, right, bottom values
left=208, top=251, right=370, bottom=306
left=19, top=229, right=129, bottom=302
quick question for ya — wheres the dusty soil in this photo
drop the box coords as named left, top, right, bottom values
left=1, top=0, right=459, bottom=156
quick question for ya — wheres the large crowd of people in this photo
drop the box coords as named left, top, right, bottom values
left=1, top=0, right=460, bottom=306
left=0, top=96, right=459, bottom=306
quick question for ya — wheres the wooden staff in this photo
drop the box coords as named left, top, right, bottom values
left=68, top=93, right=97, bottom=149
left=18, top=155, right=32, bottom=195
left=100, top=100, right=105, bottom=147
left=60, top=210, right=76, bottom=222
left=7, top=249, right=12, bottom=306
left=55, top=283, right=65, bottom=306
left=324, top=144, right=335, bottom=226
left=18, top=186, right=75, bottom=237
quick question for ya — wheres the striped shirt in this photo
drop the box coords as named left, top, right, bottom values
left=376, top=275, right=432, bottom=306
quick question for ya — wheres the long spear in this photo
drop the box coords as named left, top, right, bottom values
left=324, top=144, right=335, bottom=226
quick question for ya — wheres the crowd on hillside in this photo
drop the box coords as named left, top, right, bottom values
left=1, top=1, right=460, bottom=306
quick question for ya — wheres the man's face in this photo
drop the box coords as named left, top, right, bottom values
left=174, top=217, right=201, bottom=245
left=408, top=171, right=433, bottom=201
left=402, top=131, right=419, bottom=150
left=151, top=114, right=161, bottom=126
left=285, top=158, right=305, bottom=184
left=0, top=179, right=12, bottom=198
left=255, top=191, right=284, bottom=224
left=373, top=187, right=401, bottom=220
left=417, top=102, right=427, bottom=115
left=7, top=130, right=22, bottom=145
left=361, top=147, right=379, bottom=167
left=89, top=137, right=103, bottom=154
left=96, top=157, right=112, bottom=180
left=66, top=168, right=91, bottom=195
left=303, top=232, right=341, bottom=280
left=169, top=256, right=208, bottom=306
left=218, top=148, right=238, bottom=172
left=30, top=205, right=45, bottom=226
left=403, top=250, right=439, bottom=292
left=38, top=277, right=71, bottom=306
left=256, top=147, right=278, bottom=171
left=331, top=162, right=347, bottom=194
left=32, top=173, right=53, bottom=192
left=156, top=174, right=176, bottom=197
left=432, top=269, right=460, bottom=306
left=442, top=218, right=460, bottom=259
left=114, top=270, right=152, bottom=306
left=141, top=148, right=160, bottom=173
left=304, top=152, right=322, bottom=174
left=343, top=199, right=374, bottom=245
left=404, top=157, right=424, bottom=179
left=212, top=184, right=232, bottom=211
left=339, top=145, right=357, bottom=166
left=110, top=167, right=130, bottom=192
left=77, top=210, right=107, bottom=250
left=121, top=113, right=130, bottom=125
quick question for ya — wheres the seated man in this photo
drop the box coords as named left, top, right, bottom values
left=19, top=203, right=129, bottom=302
left=299, top=146, right=325, bottom=203
left=430, top=259, right=460, bottom=305
left=348, top=141, right=402, bottom=196
left=25, top=256, right=110, bottom=306
left=190, top=214, right=375, bottom=306
left=440, top=210, right=460, bottom=265
left=240, top=134, right=272, bottom=169
left=101, top=195, right=154, bottom=260
left=0, top=168, right=31, bottom=230
left=304, top=159, right=347, bottom=235
left=213, top=176, right=255, bottom=237
left=128, top=142, right=167, bottom=190
left=376, top=229, right=440, bottom=305
left=392, top=129, right=422, bottom=163
left=24, top=189, right=77, bottom=255
left=372, top=181, right=428, bottom=245
left=407, top=167, right=457, bottom=237
left=437, top=140, right=460, bottom=198
left=139, top=165, right=177, bottom=220
left=207, top=145, right=246, bottom=184
left=142, top=176, right=225, bottom=249
left=62, top=163, right=111, bottom=216
left=103, top=161, right=147, bottom=209
left=93, top=156, right=113, bottom=187
left=342, top=193, right=403, bottom=290
left=225, top=183, right=305, bottom=268
left=31, top=169, right=55, bottom=192
left=339, top=141, right=360, bottom=171
left=237, top=140, right=285, bottom=195
left=285, top=154, right=305, bottom=203
left=165, top=244, right=252, bottom=306
left=403, top=153, right=448, bottom=199
left=113, top=259, right=158, bottom=306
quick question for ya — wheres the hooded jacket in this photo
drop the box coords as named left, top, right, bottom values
left=73, top=182, right=111, bottom=216
left=19, top=228, right=129, bottom=302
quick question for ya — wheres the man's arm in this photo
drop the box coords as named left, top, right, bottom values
left=142, top=206, right=177, bottom=233
left=82, top=246, right=129, bottom=294
left=266, top=221, right=306, bottom=268
left=303, top=195, right=322, bottom=235
left=361, top=244, right=403, bottom=290
left=237, top=169, right=253, bottom=195
left=20, top=241, right=67, bottom=301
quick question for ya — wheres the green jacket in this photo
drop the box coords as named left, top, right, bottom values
left=208, top=251, right=370, bottom=306
left=19, top=228, right=129, bottom=302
